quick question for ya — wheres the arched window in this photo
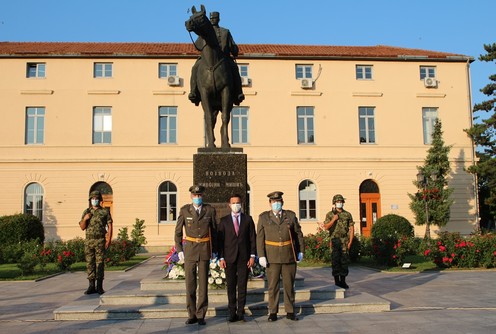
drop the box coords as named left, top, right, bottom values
left=299, top=180, right=316, bottom=220
left=159, top=181, right=177, bottom=223
left=25, top=182, right=44, bottom=220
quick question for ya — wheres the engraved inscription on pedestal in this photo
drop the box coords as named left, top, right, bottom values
left=193, top=148, right=247, bottom=219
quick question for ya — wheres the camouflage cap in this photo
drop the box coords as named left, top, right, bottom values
left=332, top=194, right=345, bottom=203
left=267, top=191, right=284, bottom=200
left=89, top=190, right=103, bottom=200
left=189, top=185, right=205, bottom=195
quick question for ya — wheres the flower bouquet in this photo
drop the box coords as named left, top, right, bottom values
left=163, top=245, right=185, bottom=279
left=249, top=257, right=266, bottom=279
left=208, top=258, right=226, bottom=289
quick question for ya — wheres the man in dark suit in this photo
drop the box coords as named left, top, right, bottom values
left=175, top=185, right=218, bottom=326
left=218, top=194, right=257, bottom=322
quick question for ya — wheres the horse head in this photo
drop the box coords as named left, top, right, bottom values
left=185, top=5, right=212, bottom=37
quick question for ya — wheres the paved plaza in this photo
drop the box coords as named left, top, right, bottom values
left=1, top=255, right=496, bottom=333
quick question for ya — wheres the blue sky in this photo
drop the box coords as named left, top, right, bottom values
left=1, top=0, right=493, bottom=111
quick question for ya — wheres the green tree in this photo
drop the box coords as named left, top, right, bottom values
left=465, top=43, right=496, bottom=230
left=409, top=119, right=454, bottom=238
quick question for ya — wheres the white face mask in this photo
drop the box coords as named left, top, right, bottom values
left=91, top=199, right=100, bottom=206
left=230, top=203, right=242, bottom=213
left=335, top=202, right=344, bottom=209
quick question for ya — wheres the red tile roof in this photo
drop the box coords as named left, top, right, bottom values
left=0, top=42, right=471, bottom=61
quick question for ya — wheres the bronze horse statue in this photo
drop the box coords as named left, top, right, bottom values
left=185, top=5, right=234, bottom=148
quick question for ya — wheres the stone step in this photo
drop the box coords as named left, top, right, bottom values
left=141, top=276, right=304, bottom=290
left=54, top=293, right=390, bottom=321
left=100, top=285, right=344, bottom=306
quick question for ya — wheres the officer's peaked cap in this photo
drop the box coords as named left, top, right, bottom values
left=189, top=185, right=205, bottom=194
left=267, top=191, right=284, bottom=200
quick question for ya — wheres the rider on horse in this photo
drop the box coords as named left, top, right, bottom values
left=188, top=11, right=245, bottom=106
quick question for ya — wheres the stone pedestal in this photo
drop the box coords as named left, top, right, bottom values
left=193, top=148, right=247, bottom=219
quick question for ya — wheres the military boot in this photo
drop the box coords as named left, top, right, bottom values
left=96, top=279, right=105, bottom=295
left=84, top=279, right=96, bottom=295
left=339, top=276, right=349, bottom=289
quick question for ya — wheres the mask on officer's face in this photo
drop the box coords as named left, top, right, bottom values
left=335, top=202, right=344, bottom=209
left=91, top=199, right=100, bottom=206
left=271, top=202, right=282, bottom=212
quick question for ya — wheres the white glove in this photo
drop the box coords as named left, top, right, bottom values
left=297, top=252, right=303, bottom=262
left=259, top=257, right=267, bottom=268
left=178, top=251, right=185, bottom=264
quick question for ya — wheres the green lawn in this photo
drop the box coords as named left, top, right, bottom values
left=301, top=255, right=438, bottom=272
left=352, top=255, right=438, bottom=272
left=0, top=256, right=151, bottom=281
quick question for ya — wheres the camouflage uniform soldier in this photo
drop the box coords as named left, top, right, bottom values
left=79, top=190, right=113, bottom=295
left=322, top=194, right=354, bottom=289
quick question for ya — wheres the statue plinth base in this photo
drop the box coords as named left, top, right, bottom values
left=193, top=148, right=248, bottom=219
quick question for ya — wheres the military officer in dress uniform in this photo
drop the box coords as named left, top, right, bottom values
left=257, top=191, right=304, bottom=322
left=322, top=194, right=355, bottom=289
left=174, top=185, right=218, bottom=326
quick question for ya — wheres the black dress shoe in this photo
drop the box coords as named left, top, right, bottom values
left=185, top=317, right=198, bottom=325
left=268, top=313, right=277, bottom=322
left=228, top=314, right=238, bottom=322
left=237, top=315, right=246, bottom=322
left=286, top=313, right=298, bottom=321
left=198, top=318, right=206, bottom=325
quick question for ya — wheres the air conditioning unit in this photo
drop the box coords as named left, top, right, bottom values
left=241, top=76, right=251, bottom=86
left=167, top=76, right=181, bottom=86
left=300, top=78, right=313, bottom=88
left=424, top=77, right=438, bottom=88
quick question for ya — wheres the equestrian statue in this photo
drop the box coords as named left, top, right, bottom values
left=185, top=5, right=245, bottom=148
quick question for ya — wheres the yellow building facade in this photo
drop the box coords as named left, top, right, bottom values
left=0, top=42, right=477, bottom=251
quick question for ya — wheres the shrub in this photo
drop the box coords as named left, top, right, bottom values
left=371, top=214, right=414, bottom=266
left=131, top=218, right=147, bottom=254
left=16, top=240, right=41, bottom=275
left=105, top=239, right=135, bottom=267
left=349, top=236, right=361, bottom=262
left=0, top=213, right=45, bottom=245
left=304, top=229, right=331, bottom=262
left=423, top=232, right=496, bottom=269
left=371, top=214, right=414, bottom=240
left=65, top=237, right=86, bottom=262
left=57, top=249, right=76, bottom=271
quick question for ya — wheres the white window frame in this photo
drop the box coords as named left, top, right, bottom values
left=299, top=180, right=317, bottom=220
left=356, top=65, right=373, bottom=80
left=238, top=64, right=249, bottom=78
left=359, top=106, right=376, bottom=144
left=420, top=66, right=436, bottom=80
left=422, top=107, right=438, bottom=144
left=297, top=106, right=315, bottom=144
left=24, top=182, right=44, bottom=220
left=26, top=63, right=46, bottom=78
left=93, top=107, right=112, bottom=144
left=159, top=106, right=177, bottom=144
left=94, top=62, right=113, bottom=78
left=25, top=107, right=45, bottom=145
left=159, top=63, right=178, bottom=78
left=295, top=64, right=313, bottom=79
left=159, top=181, right=177, bottom=223
left=231, top=106, right=249, bottom=144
